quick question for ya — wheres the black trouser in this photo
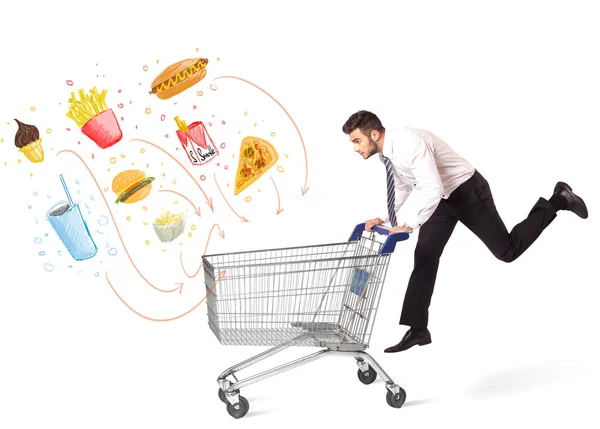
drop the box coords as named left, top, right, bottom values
left=399, top=170, right=558, bottom=330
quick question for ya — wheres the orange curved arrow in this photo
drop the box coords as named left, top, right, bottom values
left=180, top=223, right=225, bottom=278
left=105, top=269, right=227, bottom=322
left=57, top=150, right=182, bottom=294
left=270, top=176, right=284, bottom=215
left=214, top=173, right=249, bottom=222
left=214, top=75, right=310, bottom=196
left=159, top=189, right=202, bottom=216
left=131, top=138, right=214, bottom=212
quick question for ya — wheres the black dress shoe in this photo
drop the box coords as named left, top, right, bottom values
left=554, top=182, right=588, bottom=219
left=384, top=329, right=432, bottom=353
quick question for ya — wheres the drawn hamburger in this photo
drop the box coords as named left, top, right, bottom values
left=112, top=170, right=155, bottom=204
left=149, top=58, right=209, bottom=100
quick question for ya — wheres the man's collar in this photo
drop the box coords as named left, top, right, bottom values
left=381, top=130, right=394, bottom=160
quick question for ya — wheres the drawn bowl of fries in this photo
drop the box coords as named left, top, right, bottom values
left=66, top=87, right=123, bottom=149
left=153, top=211, right=186, bottom=242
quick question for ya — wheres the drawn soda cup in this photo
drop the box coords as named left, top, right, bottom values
left=47, top=201, right=98, bottom=261
left=46, top=174, right=97, bottom=261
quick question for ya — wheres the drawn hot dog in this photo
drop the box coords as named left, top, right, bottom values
left=149, top=58, right=209, bottom=100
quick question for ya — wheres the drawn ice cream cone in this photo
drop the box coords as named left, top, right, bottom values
left=14, top=119, right=44, bottom=163
left=19, top=138, right=44, bottom=163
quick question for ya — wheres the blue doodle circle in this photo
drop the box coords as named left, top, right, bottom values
left=39, top=251, right=46, bottom=256
left=95, top=272, right=100, bottom=277
left=34, top=237, right=42, bottom=244
left=108, top=247, right=118, bottom=256
left=43, top=263, right=54, bottom=272
left=98, top=216, right=109, bottom=226
left=33, top=191, right=38, bottom=196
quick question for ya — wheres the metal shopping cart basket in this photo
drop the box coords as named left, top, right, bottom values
left=202, top=223, right=409, bottom=419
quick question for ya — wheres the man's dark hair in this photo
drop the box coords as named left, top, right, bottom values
left=342, top=110, right=385, bottom=136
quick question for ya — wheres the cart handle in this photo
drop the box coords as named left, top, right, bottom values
left=348, top=223, right=410, bottom=254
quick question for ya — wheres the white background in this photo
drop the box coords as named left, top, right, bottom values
left=1, top=1, right=599, bottom=428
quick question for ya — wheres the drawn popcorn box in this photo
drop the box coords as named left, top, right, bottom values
left=175, top=116, right=219, bottom=166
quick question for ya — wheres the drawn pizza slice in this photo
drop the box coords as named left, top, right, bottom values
left=234, top=136, right=279, bottom=195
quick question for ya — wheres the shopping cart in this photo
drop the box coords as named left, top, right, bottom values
left=202, top=223, right=409, bottom=419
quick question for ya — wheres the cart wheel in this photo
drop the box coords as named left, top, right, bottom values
left=226, top=396, right=249, bottom=419
left=218, top=388, right=240, bottom=403
left=386, top=387, right=407, bottom=408
left=357, top=366, right=378, bottom=384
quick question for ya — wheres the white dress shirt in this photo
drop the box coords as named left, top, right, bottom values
left=380, top=127, right=475, bottom=230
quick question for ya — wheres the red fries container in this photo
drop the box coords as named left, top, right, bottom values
left=81, top=108, right=123, bottom=149
left=176, top=120, right=219, bottom=165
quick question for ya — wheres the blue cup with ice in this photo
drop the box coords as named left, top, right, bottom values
left=46, top=175, right=97, bottom=261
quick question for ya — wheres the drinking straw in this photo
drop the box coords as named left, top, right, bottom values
left=59, top=174, right=74, bottom=207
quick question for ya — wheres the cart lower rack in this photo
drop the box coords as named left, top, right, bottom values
left=203, top=224, right=409, bottom=418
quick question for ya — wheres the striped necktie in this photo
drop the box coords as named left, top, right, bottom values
left=383, top=156, right=398, bottom=227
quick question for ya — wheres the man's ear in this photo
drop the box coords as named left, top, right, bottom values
left=371, top=130, right=380, bottom=141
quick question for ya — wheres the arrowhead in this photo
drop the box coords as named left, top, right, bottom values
left=206, top=197, right=214, bottom=212
left=276, top=209, right=284, bottom=215
left=241, top=216, right=249, bottom=223
left=194, top=206, right=202, bottom=217
left=175, top=282, right=184, bottom=294
left=301, top=186, right=310, bottom=196
left=218, top=230, right=225, bottom=239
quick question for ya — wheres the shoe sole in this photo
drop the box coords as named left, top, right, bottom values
left=384, top=336, right=432, bottom=353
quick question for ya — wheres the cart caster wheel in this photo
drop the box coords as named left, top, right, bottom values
left=357, top=366, right=378, bottom=384
left=226, top=396, right=249, bottom=419
left=386, top=387, right=407, bottom=408
left=218, top=388, right=240, bottom=403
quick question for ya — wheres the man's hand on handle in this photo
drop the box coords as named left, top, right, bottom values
left=389, top=226, right=411, bottom=234
left=365, top=218, right=412, bottom=234
left=365, top=217, right=384, bottom=232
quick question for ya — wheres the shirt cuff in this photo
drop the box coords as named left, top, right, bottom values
left=402, top=217, right=425, bottom=231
